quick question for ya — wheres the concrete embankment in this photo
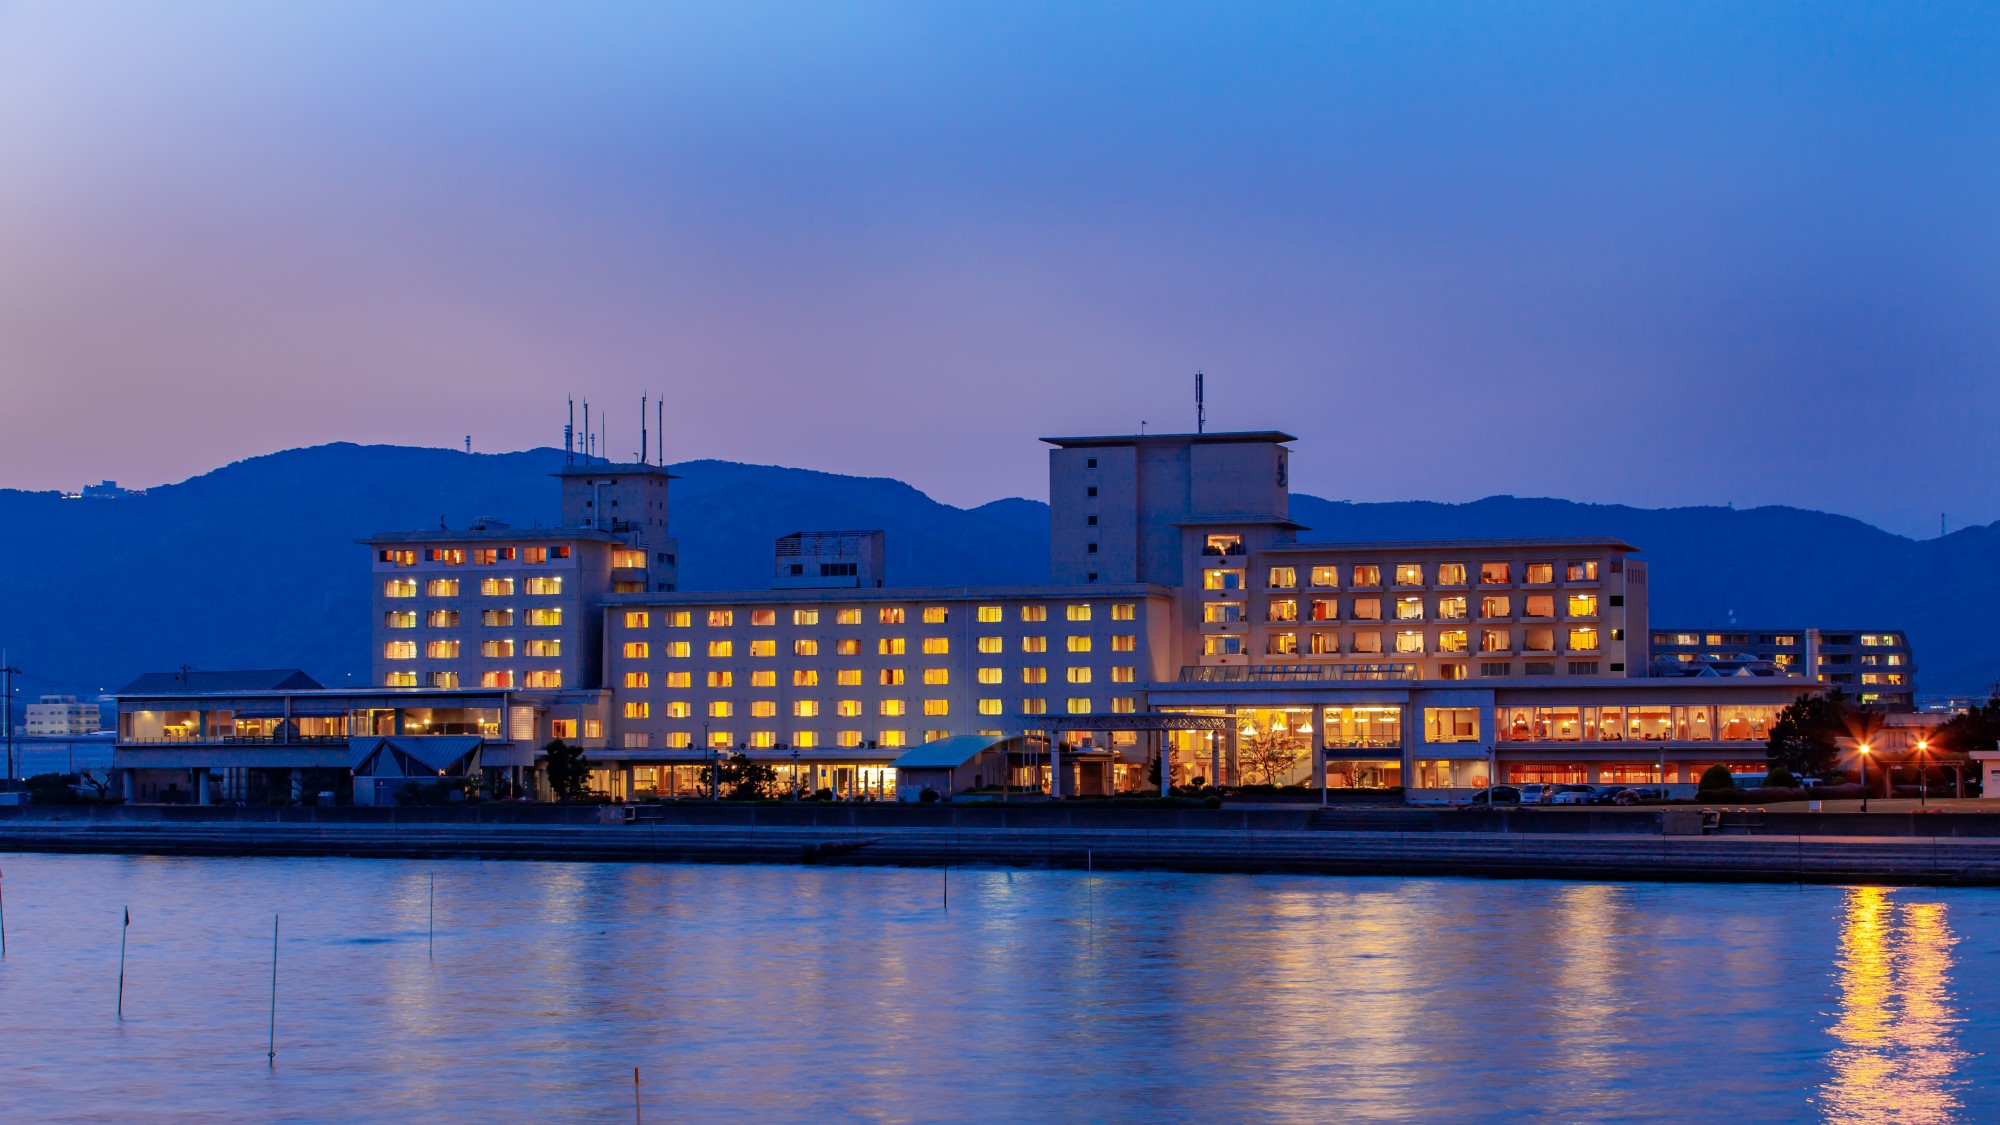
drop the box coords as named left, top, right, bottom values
left=3, top=805, right=2000, bottom=885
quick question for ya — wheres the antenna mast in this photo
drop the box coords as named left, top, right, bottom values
left=641, top=394, right=648, bottom=465
left=1195, top=371, right=1205, bottom=434
left=583, top=399, right=591, bottom=462
left=657, top=396, right=664, bottom=467
left=566, top=398, right=575, bottom=465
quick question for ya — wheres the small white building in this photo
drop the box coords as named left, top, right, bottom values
left=25, top=695, right=102, bottom=736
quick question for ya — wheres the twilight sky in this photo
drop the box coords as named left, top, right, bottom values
left=1, top=2, right=1995, bottom=538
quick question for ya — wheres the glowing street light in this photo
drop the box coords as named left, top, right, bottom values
left=1916, top=739, right=1931, bottom=806
left=1858, top=742, right=1872, bottom=813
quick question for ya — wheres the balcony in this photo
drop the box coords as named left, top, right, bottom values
left=1179, top=663, right=1419, bottom=682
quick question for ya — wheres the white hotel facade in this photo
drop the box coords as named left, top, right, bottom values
left=349, top=428, right=1816, bottom=801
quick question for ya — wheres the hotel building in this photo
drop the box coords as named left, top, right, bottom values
left=1649, top=627, right=1916, bottom=708
left=114, top=428, right=1849, bottom=803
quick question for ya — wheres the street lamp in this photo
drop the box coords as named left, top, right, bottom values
left=791, top=746, right=801, bottom=801
left=1858, top=742, right=1872, bottom=813
left=1916, top=739, right=1930, bottom=806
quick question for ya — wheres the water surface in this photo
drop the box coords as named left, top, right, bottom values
left=0, top=854, right=1991, bottom=1123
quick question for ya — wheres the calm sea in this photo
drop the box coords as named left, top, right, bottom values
left=0, top=853, right=1990, bottom=1123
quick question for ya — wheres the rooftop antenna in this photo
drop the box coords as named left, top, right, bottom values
left=463, top=435, right=471, bottom=455
left=566, top=398, right=575, bottom=465
left=640, top=394, right=648, bottom=464
left=583, top=399, right=591, bottom=462
left=657, top=396, right=664, bottom=467
left=1195, top=371, right=1205, bottom=434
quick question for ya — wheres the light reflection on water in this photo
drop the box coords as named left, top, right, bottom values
left=0, top=854, right=1994, bottom=1123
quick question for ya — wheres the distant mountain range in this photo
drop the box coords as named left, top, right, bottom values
left=2, top=443, right=1994, bottom=698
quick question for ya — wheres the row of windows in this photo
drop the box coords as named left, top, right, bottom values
left=618, top=635, right=1134, bottom=659
left=383, top=578, right=565, bottom=598
left=621, top=604, right=1139, bottom=629
left=1206, top=626, right=1607, bottom=657
left=1210, top=594, right=1607, bottom=624
left=626, top=697, right=1136, bottom=721
left=1654, top=632, right=1904, bottom=648
left=1205, top=560, right=1605, bottom=592
left=382, top=669, right=561, bottom=689
left=378, top=545, right=575, bottom=566
left=383, top=639, right=562, bottom=659
left=620, top=666, right=1139, bottom=689
left=383, top=609, right=563, bottom=627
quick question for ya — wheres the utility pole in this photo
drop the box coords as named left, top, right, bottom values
left=0, top=660, right=18, bottom=782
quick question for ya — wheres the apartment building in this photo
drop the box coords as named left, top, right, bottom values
left=1650, top=627, right=1916, bottom=708
left=25, top=694, right=102, bottom=736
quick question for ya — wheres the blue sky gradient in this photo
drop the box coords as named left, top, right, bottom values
left=0, top=2, right=1994, bottom=536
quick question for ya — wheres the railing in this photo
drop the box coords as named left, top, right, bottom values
left=1179, top=663, right=1419, bottom=683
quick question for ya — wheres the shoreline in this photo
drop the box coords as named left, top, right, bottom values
left=4, top=807, right=2000, bottom=886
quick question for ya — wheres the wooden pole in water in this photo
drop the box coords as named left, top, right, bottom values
left=117, top=906, right=129, bottom=1019
left=428, top=874, right=435, bottom=960
left=634, top=1066, right=642, bottom=1123
left=268, top=914, right=279, bottom=1064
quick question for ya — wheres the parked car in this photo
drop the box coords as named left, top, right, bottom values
left=1548, top=784, right=1597, bottom=805
left=1584, top=786, right=1630, bottom=806
left=1613, top=787, right=1663, bottom=805
left=1465, top=785, right=1523, bottom=806
left=1517, top=784, right=1550, bottom=804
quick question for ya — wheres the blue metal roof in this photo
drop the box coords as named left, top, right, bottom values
left=889, top=735, right=1005, bottom=770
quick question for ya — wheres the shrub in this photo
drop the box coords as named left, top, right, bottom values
left=1203, top=795, right=1223, bottom=809
left=918, top=787, right=940, bottom=804
left=1698, top=765, right=1738, bottom=792
left=1764, top=766, right=1798, bottom=789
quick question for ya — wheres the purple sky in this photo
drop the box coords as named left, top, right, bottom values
left=1, top=3, right=1995, bottom=538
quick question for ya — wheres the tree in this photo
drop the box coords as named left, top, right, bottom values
left=1765, top=690, right=1857, bottom=779
left=1697, top=764, right=1738, bottom=795
left=1237, top=727, right=1305, bottom=787
left=718, top=752, right=777, bottom=800
left=1933, top=696, right=2000, bottom=759
left=543, top=739, right=591, bottom=802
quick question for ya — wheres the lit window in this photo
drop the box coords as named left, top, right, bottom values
left=1524, top=596, right=1555, bottom=619
left=708, top=701, right=732, bottom=718
left=1022, top=667, right=1047, bottom=683
left=1203, top=603, right=1243, bottom=624
left=708, top=610, right=733, bottom=627
left=1479, top=563, right=1509, bottom=585
left=1203, top=636, right=1242, bottom=656
left=1111, top=697, right=1135, bottom=713
left=481, top=639, right=514, bottom=658
left=384, top=641, right=417, bottom=660
left=836, top=730, right=862, bottom=747
left=1067, top=604, right=1092, bottom=622
left=1352, top=598, right=1382, bottom=621
left=1568, top=594, right=1597, bottom=617
left=665, top=732, right=692, bottom=748
left=666, top=641, right=690, bottom=658
left=380, top=549, right=416, bottom=567
left=879, top=608, right=905, bottom=624
left=1310, top=632, right=1338, bottom=654
left=707, top=671, right=733, bottom=688
left=978, top=698, right=1003, bottom=715
left=923, top=606, right=949, bottom=624
left=880, top=699, right=906, bottom=716
left=668, top=611, right=691, bottom=628
left=922, top=637, right=949, bottom=655
left=794, top=700, right=820, bottom=717
left=426, top=579, right=459, bottom=597
left=1524, top=629, right=1556, bottom=653
left=1525, top=562, right=1554, bottom=584
left=751, top=701, right=777, bottom=718
left=666, top=702, right=690, bottom=718
left=1395, top=597, right=1423, bottom=621
left=1267, top=632, right=1298, bottom=655
left=624, top=672, right=649, bottom=688
left=1203, top=570, right=1245, bottom=591
left=1112, top=666, right=1135, bottom=683
left=525, top=576, right=562, bottom=595
left=1394, top=564, right=1423, bottom=586
left=879, top=669, right=905, bottom=686
left=879, top=638, right=906, bottom=655
left=836, top=608, right=862, bottom=625
left=879, top=730, right=907, bottom=748
left=1352, top=565, right=1381, bottom=587
left=1067, top=697, right=1092, bottom=714
left=480, top=670, right=514, bottom=688
left=977, top=636, right=1003, bottom=654
left=836, top=700, right=862, bottom=717
left=1021, top=698, right=1047, bottom=715
left=836, top=639, right=861, bottom=656
left=524, top=670, right=561, bottom=688
left=1480, top=628, right=1510, bottom=652
left=611, top=549, right=645, bottom=569
left=708, top=641, right=733, bottom=657
left=1438, top=629, right=1469, bottom=653
left=793, top=609, right=819, bottom=626
left=749, top=609, right=776, bottom=627
left=708, top=730, right=732, bottom=749
left=749, top=639, right=777, bottom=657
left=385, top=611, right=417, bottom=629
left=1351, top=632, right=1383, bottom=654
left=1309, top=566, right=1339, bottom=588
left=923, top=668, right=949, bottom=685
left=977, top=605, right=1003, bottom=623
left=624, top=611, right=650, bottom=628
left=385, top=671, right=418, bottom=687
left=1268, top=599, right=1298, bottom=623
left=1437, top=596, right=1467, bottom=620
left=1021, top=605, right=1047, bottom=622
left=384, top=579, right=417, bottom=599
left=522, top=547, right=549, bottom=564
left=1267, top=567, right=1297, bottom=590
left=1480, top=596, right=1512, bottom=618
left=1424, top=708, right=1480, bottom=743
left=1568, top=627, right=1599, bottom=652
left=1066, top=667, right=1093, bottom=684
left=1111, top=635, right=1136, bottom=652
left=666, top=671, right=691, bottom=688
left=550, top=719, right=577, bottom=738
left=793, top=732, right=818, bottom=749
left=1067, top=636, right=1092, bottom=653
left=794, top=639, right=819, bottom=657
left=623, top=642, right=649, bottom=659
left=1111, top=603, right=1136, bottom=621
left=750, top=670, right=777, bottom=688
left=1566, top=560, right=1598, bottom=581
left=836, top=669, right=862, bottom=687
left=482, top=578, right=516, bottom=596
left=527, top=608, right=562, bottom=626
left=922, top=699, right=949, bottom=716
left=793, top=669, right=819, bottom=686
left=429, top=610, right=460, bottom=627
left=1437, top=563, right=1467, bottom=585
left=1023, top=636, right=1047, bottom=653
